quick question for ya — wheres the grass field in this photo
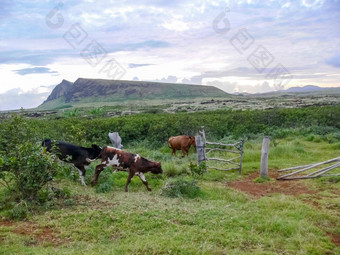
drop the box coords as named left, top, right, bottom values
left=1, top=137, right=339, bottom=254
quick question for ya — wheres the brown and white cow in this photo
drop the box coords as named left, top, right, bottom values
left=168, top=135, right=196, bottom=157
left=91, top=146, right=162, bottom=192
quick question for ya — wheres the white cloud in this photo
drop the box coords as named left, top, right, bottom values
left=0, top=0, right=339, bottom=110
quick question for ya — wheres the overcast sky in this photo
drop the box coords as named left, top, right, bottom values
left=0, top=0, right=339, bottom=110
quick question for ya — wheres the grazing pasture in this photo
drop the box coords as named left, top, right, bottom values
left=0, top=105, right=339, bottom=254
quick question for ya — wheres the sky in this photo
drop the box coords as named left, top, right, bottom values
left=0, top=0, right=339, bottom=110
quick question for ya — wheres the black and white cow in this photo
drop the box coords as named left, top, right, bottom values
left=42, top=139, right=101, bottom=186
left=91, top=146, right=163, bottom=192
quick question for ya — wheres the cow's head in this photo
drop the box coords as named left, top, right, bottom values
left=91, top=144, right=102, bottom=159
left=151, top=162, right=163, bottom=174
left=189, top=136, right=196, bottom=147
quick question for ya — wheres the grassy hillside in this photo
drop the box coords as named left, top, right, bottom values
left=0, top=138, right=339, bottom=254
left=0, top=105, right=339, bottom=254
left=38, top=78, right=229, bottom=110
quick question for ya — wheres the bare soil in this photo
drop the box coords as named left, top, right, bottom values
left=0, top=220, right=63, bottom=246
left=228, top=170, right=317, bottom=199
left=329, top=233, right=340, bottom=247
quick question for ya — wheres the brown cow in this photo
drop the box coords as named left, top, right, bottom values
left=91, top=146, right=162, bottom=192
left=168, top=135, right=196, bottom=157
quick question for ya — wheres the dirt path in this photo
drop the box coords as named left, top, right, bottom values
left=228, top=170, right=317, bottom=199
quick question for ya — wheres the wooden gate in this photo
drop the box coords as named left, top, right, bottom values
left=196, top=128, right=244, bottom=174
left=277, top=157, right=340, bottom=180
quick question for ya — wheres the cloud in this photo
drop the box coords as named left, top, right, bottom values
left=205, top=79, right=276, bottom=94
left=0, top=49, right=77, bottom=65
left=128, top=63, right=153, bottom=68
left=0, top=0, right=339, bottom=110
left=14, top=67, right=59, bottom=76
left=155, top=75, right=178, bottom=83
left=326, top=55, right=340, bottom=68
left=124, top=40, right=171, bottom=50
left=182, top=76, right=203, bottom=85
left=0, top=87, right=52, bottom=111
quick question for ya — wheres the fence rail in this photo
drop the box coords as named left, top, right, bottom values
left=196, top=128, right=244, bottom=174
left=277, top=157, right=340, bottom=180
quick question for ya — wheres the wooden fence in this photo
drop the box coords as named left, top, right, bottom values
left=196, top=128, right=244, bottom=174
left=277, top=157, right=340, bottom=180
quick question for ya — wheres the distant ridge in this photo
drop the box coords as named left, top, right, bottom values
left=237, top=85, right=340, bottom=96
left=285, top=85, right=327, bottom=93
left=39, top=78, right=229, bottom=109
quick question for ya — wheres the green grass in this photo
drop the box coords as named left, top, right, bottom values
left=1, top=137, right=339, bottom=254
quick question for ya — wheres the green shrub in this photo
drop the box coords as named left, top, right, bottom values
left=5, top=201, right=29, bottom=220
left=189, top=161, right=206, bottom=179
left=324, top=132, right=340, bottom=144
left=306, top=134, right=315, bottom=141
left=64, top=108, right=79, bottom=117
left=0, top=114, right=59, bottom=203
left=89, top=108, right=103, bottom=116
left=96, top=182, right=114, bottom=193
left=0, top=142, right=58, bottom=201
left=160, top=178, right=201, bottom=198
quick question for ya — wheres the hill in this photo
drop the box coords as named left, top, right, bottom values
left=244, top=85, right=340, bottom=97
left=285, top=85, right=326, bottom=93
left=38, top=78, right=229, bottom=110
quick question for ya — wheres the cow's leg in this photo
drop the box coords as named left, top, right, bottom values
left=125, top=171, right=134, bottom=192
left=138, top=173, right=151, bottom=191
left=91, top=163, right=106, bottom=186
left=76, top=165, right=86, bottom=186
left=181, top=149, right=186, bottom=157
left=172, top=148, right=176, bottom=156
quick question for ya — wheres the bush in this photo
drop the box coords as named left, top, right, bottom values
left=189, top=161, right=206, bottom=179
left=95, top=182, right=114, bottom=193
left=5, top=201, right=29, bottom=220
left=64, top=108, right=79, bottom=117
left=160, top=178, right=201, bottom=198
left=0, top=114, right=59, bottom=203
left=0, top=142, right=58, bottom=201
left=89, top=108, right=103, bottom=116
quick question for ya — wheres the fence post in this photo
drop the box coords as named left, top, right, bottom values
left=199, top=126, right=206, bottom=142
left=238, top=139, right=244, bottom=175
left=196, top=135, right=206, bottom=166
left=260, top=136, right=270, bottom=178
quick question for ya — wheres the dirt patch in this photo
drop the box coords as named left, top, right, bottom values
left=0, top=220, right=64, bottom=246
left=228, top=170, right=317, bottom=199
left=0, top=220, right=14, bottom=227
left=328, top=233, right=340, bottom=246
